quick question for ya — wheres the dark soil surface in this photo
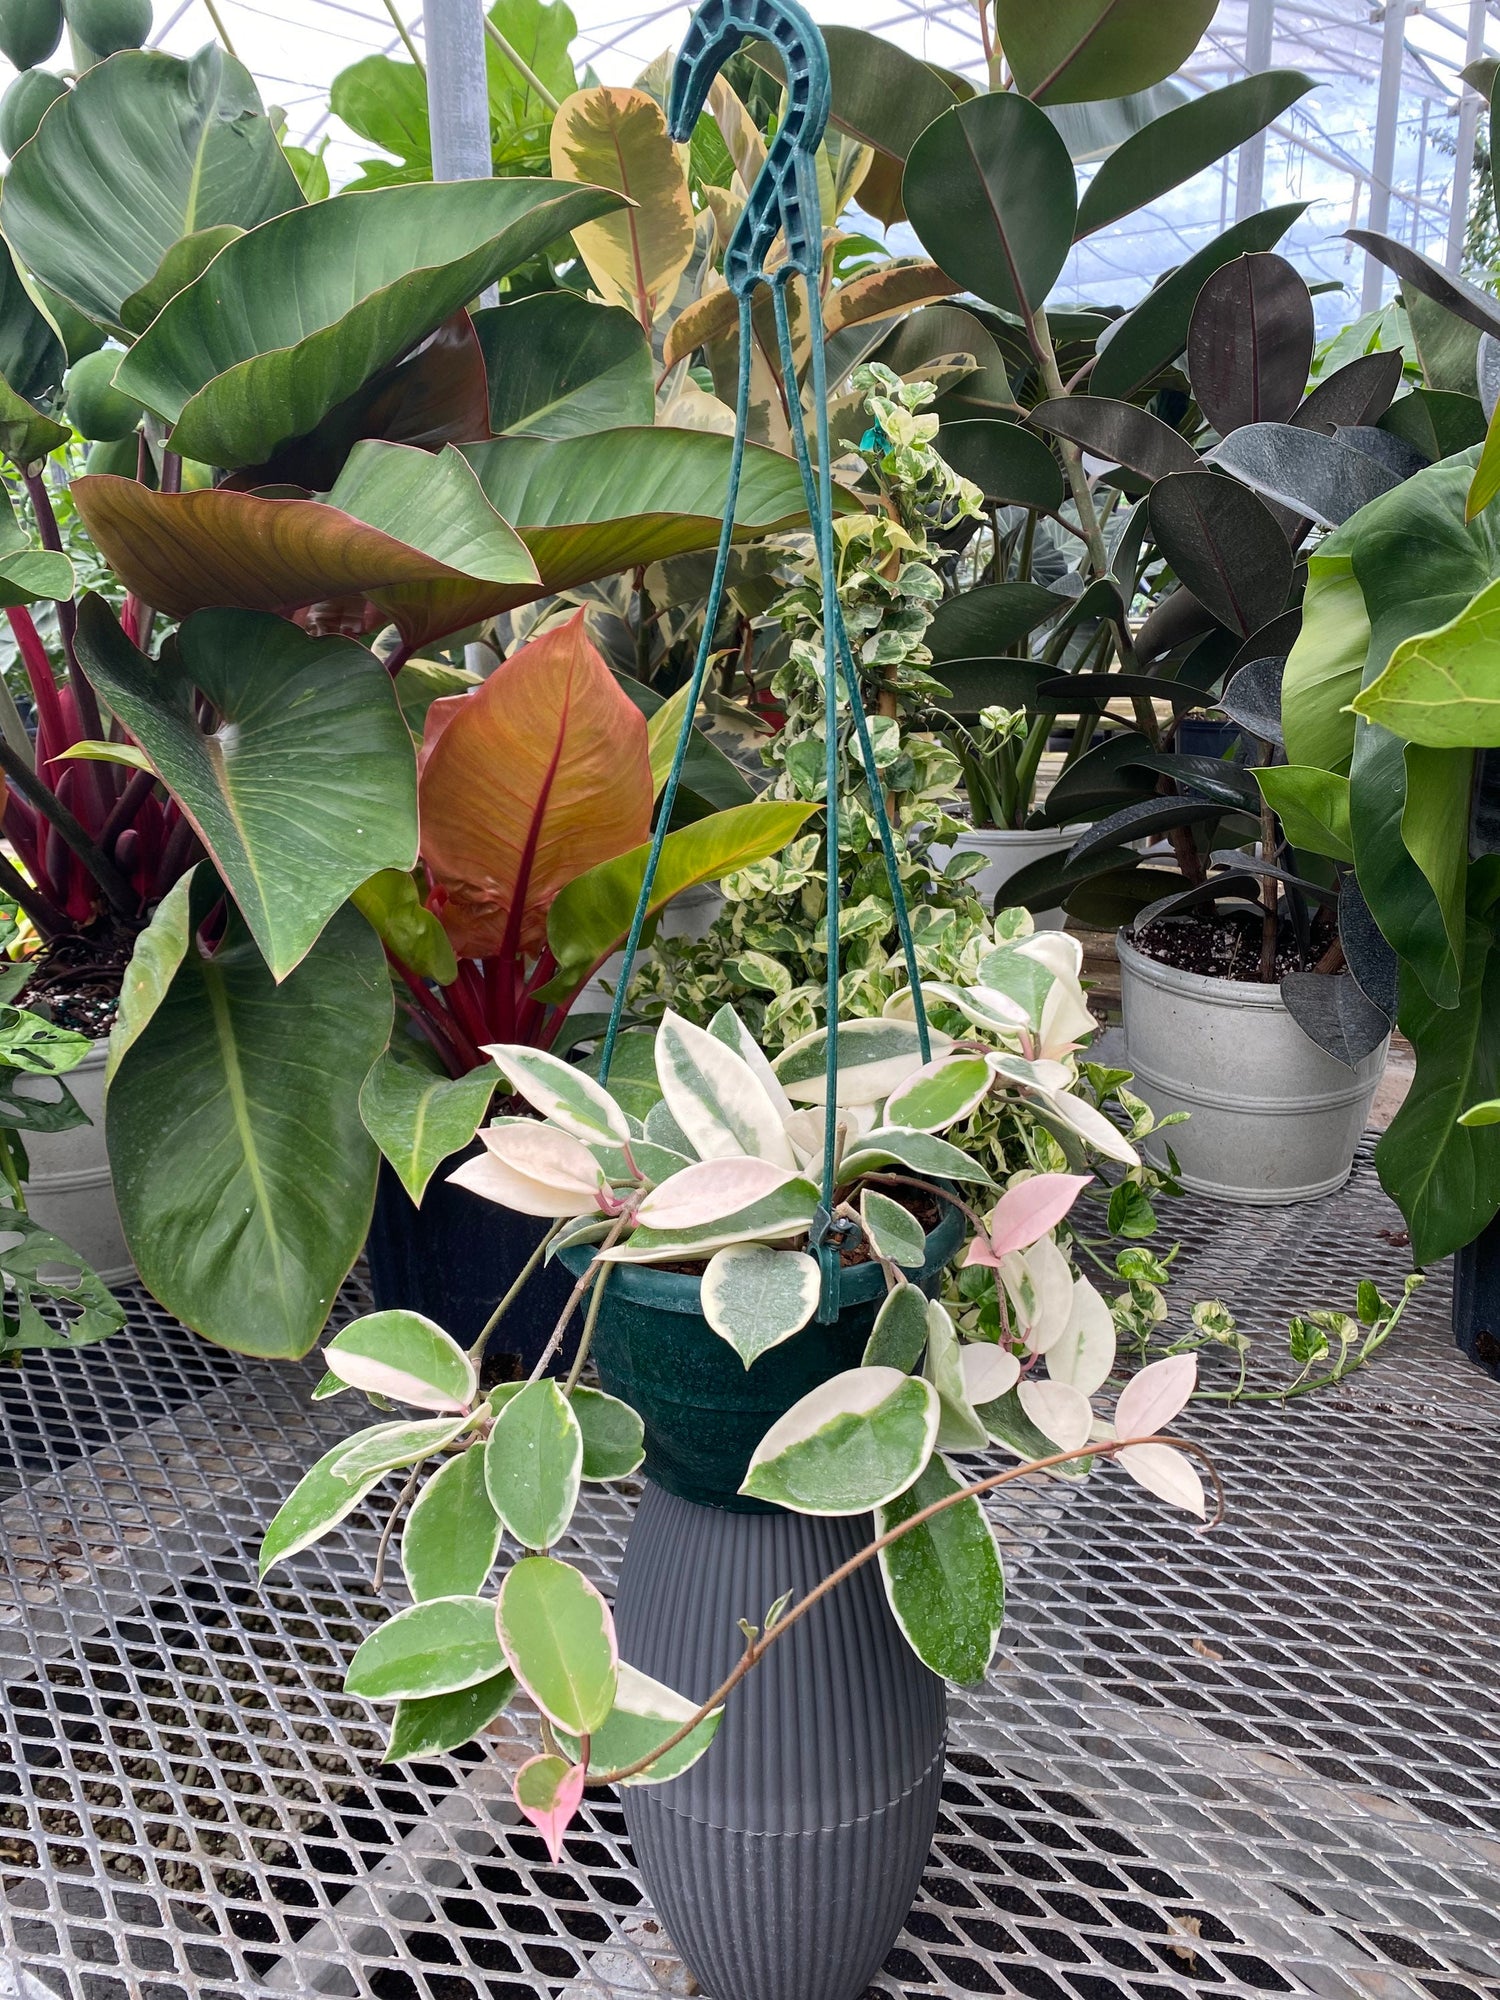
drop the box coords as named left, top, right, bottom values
left=16, top=926, right=141, bottom=1037
left=1132, top=911, right=1333, bottom=983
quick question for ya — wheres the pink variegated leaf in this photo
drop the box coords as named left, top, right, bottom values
left=1114, top=1353, right=1197, bottom=1441
left=635, top=1157, right=800, bottom=1231
left=985, top=1173, right=1092, bottom=1258
left=1117, top=1443, right=1206, bottom=1519
left=514, top=1755, right=587, bottom=1864
left=1016, top=1378, right=1094, bottom=1454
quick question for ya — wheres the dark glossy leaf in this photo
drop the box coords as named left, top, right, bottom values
left=1133, top=752, right=1265, bottom=811
left=1075, top=72, right=1314, bottom=237
left=1405, top=290, right=1482, bottom=397
left=1279, top=972, right=1391, bottom=1067
left=75, top=599, right=418, bottom=980
left=1130, top=873, right=1264, bottom=930
left=926, top=583, right=1063, bottom=662
left=1377, top=920, right=1500, bottom=1263
left=1228, top=608, right=1303, bottom=674
left=1207, top=422, right=1403, bottom=527
left=115, top=179, right=622, bottom=468
left=1149, top=470, right=1293, bottom=637
left=1066, top=864, right=1185, bottom=928
left=1066, top=796, right=1231, bottom=862
left=1339, top=872, right=1398, bottom=1020
left=929, top=657, right=1057, bottom=716
left=1187, top=253, right=1314, bottom=436
left=994, top=842, right=1143, bottom=910
left=0, top=236, right=63, bottom=409
left=1333, top=424, right=1429, bottom=479
left=1133, top=583, right=1217, bottom=665
left=1029, top=395, right=1196, bottom=480
left=1207, top=850, right=1337, bottom=907
left=1041, top=729, right=1156, bottom=821
left=1378, top=388, right=1487, bottom=463
left=1034, top=672, right=1207, bottom=713
left=903, top=94, right=1076, bottom=320
left=1347, top=230, right=1500, bottom=343
left=1045, top=82, right=1187, bottom=166
left=1291, top=350, right=1405, bottom=433
left=1, top=46, right=303, bottom=334
left=995, top=0, right=1215, bottom=104
left=107, top=874, right=391, bottom=1358
left=875, top=304, right=1014, bottom=421
left=935, top=418, right=1063, bottom=510
left=1218, top=657, right=1284, bottom=746
left=1089, top=204, right=1307, bottom=401
left=476, top=293, right=653, bottom=439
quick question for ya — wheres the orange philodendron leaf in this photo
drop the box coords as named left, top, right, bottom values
left=417, top=614, right=653, bottom=961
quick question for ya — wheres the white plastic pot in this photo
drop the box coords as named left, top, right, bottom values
left=1118, top=932, right=1388, bottom=1204
left=932, top=823, right=1085, bottom=930
left=18, top=1039, right=133, bottom=1282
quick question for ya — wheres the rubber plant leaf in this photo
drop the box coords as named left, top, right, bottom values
left=541, top=799, right=817, bottom=1001
left=994, top=0, right=1217, bottom=104
left=549, top=87, right=694, bottom=329
left=0, top=46, right=305, bottom=334
left=106, top=877, right=392, bottom=1359
left=474, top=293, right=654, bottom=437
left=1186, top=253, right=1316, bottom=436
left=74, top=597, right=418, bottom=981
left=111, top=178, right=626, bottom=468
left=417, top=612, right=653, bottom=961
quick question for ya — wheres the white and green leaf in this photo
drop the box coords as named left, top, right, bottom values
left=882, top=1054, right=993, bottom=1134
left=557, top=1661, right=723, bottom=1784
left=701, top=1244, right=821, bottom=1367
left=862, top=1283, right=930, bottom=1373
left=923, top=1300, right=989, bottom=1451
left=259, top=1424, right=394, bottom=1575
left=840, top=1127, right=994, bottom=1188
left=570, top=1386, right=645, bottom=1481
left=401, top=1445, right=502, bottom=1601
left=485, top=1380, right=583, bottom=1550
left=331, top=1413, right=474, bottom=1485
left=878, top=1454, right=1005, bottom=1684
left=1044, top=1275, right=1117, bottom=1398
left=635, top=1157, right=802, bottom=1231
left=386, top=1671, right=518, bottom=1762
left=739, top=1366, right=939, bottom=1514
left=708, top=1003, right=793, bottom=1118
left=655, top=1008, right=795, bottom=1166
left=481, top=1042, right=630, bottom=1143
left=860, top=1188, right=927, bottom=1270
left=323, top=1309, right=477, bottom=1412
left=496, top=1555, right=618, bottom=1734
left=773, top=1017, right=950, bottom=1106
left=599, top=1175, right=820, bottom=1264
left=346, top=1594, right=506, bottom=1701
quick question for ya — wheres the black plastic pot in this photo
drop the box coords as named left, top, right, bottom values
left=615, top=1485, right=945, bottom=2000
left=365, top=1146, right=576, bottom=1374
left=1452, top=1213, right=1500, bottom=1378
left=558, top=1192, right=965, bottom=1507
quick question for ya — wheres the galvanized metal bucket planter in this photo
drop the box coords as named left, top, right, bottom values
left=1118, top=932, right=1387, bottom=1204
left=932, top=822, right=1082, bottom=929
left=25, top=1038, right=132, bottom=1285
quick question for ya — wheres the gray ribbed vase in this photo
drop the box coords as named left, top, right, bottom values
left=613, top=1484, right=947, bottom=2000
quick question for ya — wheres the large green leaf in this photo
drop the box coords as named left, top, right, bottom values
left=107, top=883, right=392, bottom=1358
left=1, top=46, right=304, bottom=335
left=75, top=599, right=418, bottom=981
left=1280, top=541, right=1367, bottom=774
left=996, top=0, right=1216, bottom=104
left=73, top=439, right=541, bottom=650
left=358, top=1053, right=496, bottom=1205
left=474, top=293, right=653, bottom=438
left=1354, top=574, right=1500, bottom=745
left=113, top=178, right=623, bottom=468
left=903, top=94, right=1076, bottom=321
left=0, top=235, right=64, bottom=408
left=1075, top=73, right=1314, bottom=235
left=1378, top=919, right=1500, bottom=1265
left=542, top=800, right=817, bottom=999
left=1088, top=205, right=1308, bottom=400
left=878, top=1453, right=1005, bottom=1684
left=456, top=428, right=852, bottom=593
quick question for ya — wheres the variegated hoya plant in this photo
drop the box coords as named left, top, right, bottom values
left=262, top=915, right=1211, bottom=1858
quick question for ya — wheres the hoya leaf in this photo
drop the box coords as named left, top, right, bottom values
left=862, top=1283, right=930, bottom=1373
left=330, top=1413, right=473, bottom=1485
left=485, top=1380, right=583, bottom=1550
left=881, top=1053, right=993, bottom=1134
left=635, top=1157, right=801, bottom=1231
left=386, top=1671, right=518, bottom=1762
left=496, top=1555, right=618, bottom=1733
left=482, top=1043, right=630, bottom=1143
left=1016, top=1378, right=1094, bottom=1453
left=1114, top=1352, right=1197, bottom=1437
left=346, top=1594, right=506, bottom=1701
left=323, top=1309, right=478, bottom=1412
left=1116, top=1441, right=1206, bottom=1517
left=259, top=1424, right=395, bottom=1576
left=774, top=1018, right=948, bottom=1106
left=570, top=1386, right=645, bottom=1481
left=599, top=1175, right=820, bottom=1264
left=739, top=1367, right=939, bottom=1514
left=701, top=1244, right=821, bottom=1367
left=655, top=1008, right=795, bottom=1167
left=401, top=1445, right=502, bottom=1601
left=859, top=1189, right=927, bottom=1271
left=513, top=1753, right=586, bottom=1865
left=878, top=1454, right=1005, bottom=1684
left=923, top=1300, right=989, bottom=1452
left=557, top=1660, right=723, bottom=1784
left=1044, top=1276, right=1117, bottom=1398
left=839, top=1127, right=994, bottom=1187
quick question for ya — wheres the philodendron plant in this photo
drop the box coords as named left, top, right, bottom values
left=262, top=922, right=1207, bottom=1851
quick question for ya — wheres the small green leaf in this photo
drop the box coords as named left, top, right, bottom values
left=882, top=1054, right=993, bottom=1134
left=496, top=1555, right=618, bottom=1734
left=1355, top=1278, right=1386, bottom=1325
left=557, top=1661, right=723, bottom=1784
left=324, top=1309, right=477, bottom=1411
left=863, top=1283, right=930, bottom=1373
left=570, top=1386, right=645, bottom=1481
left=352, top=870, right=458, bottom=985
left=923, top=1301, right=988, bottom=1452
left=331, top=1414, right=473, bottom=1485
left=359, top=1054, right=496, bottom=1205
left=701, top=1244, right=821, bottom=1367
left=401, top=1445, right=502, bottom=1601
left=1254, top=765, right=1354, bottom=864
left=346, top=1594, right=506, bottom=1701
left=1459, top=1096, right=1500, bottom=1126
left=1106, top=1181, right=1158, bottom=1240
left=485, top=1381, right=583, bottom=1550
left=259, top=1424, right=393, bottom=1575
left=739, top=1367, right=939, bottom=1514
left=859, top=1189, right=927, bottom=1270
left=878, top=1454, right=1005, bottom=1684
left=386, top=1671, right=518, bottom=1761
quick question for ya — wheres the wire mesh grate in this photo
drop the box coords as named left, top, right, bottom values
left=2, top=1151, right=1498, bottom=2000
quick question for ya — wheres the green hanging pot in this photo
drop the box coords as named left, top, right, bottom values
left=557, top=1193, right=965, bottom=1510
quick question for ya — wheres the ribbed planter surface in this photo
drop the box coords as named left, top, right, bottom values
left=614, top=1483, right=946, bottom=2000
left=28, top=1038, right=132, bottom=1285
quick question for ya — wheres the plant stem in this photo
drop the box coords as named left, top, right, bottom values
left=469, top=1219, right=566, bottom=1355
left=0, top=847, right=67, bottom=937
left=201, top=0, right=241, bottom=57
left=588, top=1431, right=1224, bottom=1786
left=1195, top=1280, right=1422, bottom=1404
left=526, top=1216, right=631, bottom=1385
left=23, top=472, right=106, bottom=750
left=1258, top=790, right=1279, bottom=983
left=372, top=1467, right=421, bottom=1591
left=380, top=0, right=424, bottom=69
left=482, top=16, right=562, bottom=112
left=562, top=1259, right=613, bottom=1394
left=0, top=737, right=136, bottom=915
